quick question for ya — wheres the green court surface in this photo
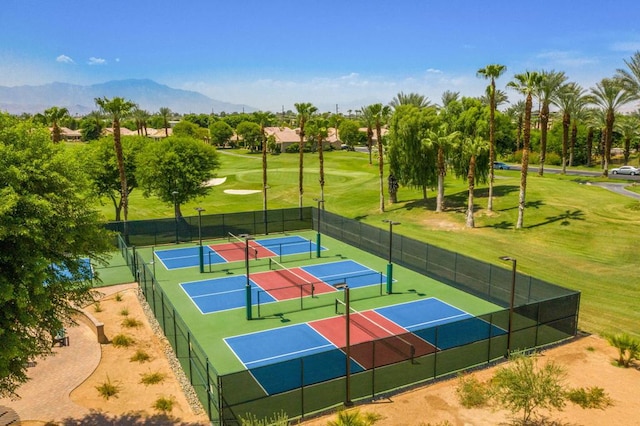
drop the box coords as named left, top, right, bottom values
left=134, top=230, right=501, bottom=375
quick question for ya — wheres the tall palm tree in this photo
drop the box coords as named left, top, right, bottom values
left=159, top=107, right=172, bottom=137
left=454, top=136, right=489, bottom=228
left=360, top=105, right=375, bottom=165
left=253, top=111, right=275, bottom=213
left=43, top=106, right=70, bottom=143
left=568, top=94, right=588, bottom=167
left=615, top=51, right=640, bottom=100
left=95, top=97, right=137, bottom=226
left=552, top=82, right=585, bottom=174
left=588, top=78, right=633, bottom=176
left=536, top=70, right=567, bottom=176
left=440, top=90, right=460, bottom=108
left=506, top=101, right=526, bottom=152
left=132, top=107, right=150, bottom=136
left=307, top=117, right=330, bottom=202
left=477, top=64, right=507, bottom=212
left=369, top=103, right=391, bottom=212
left=422, top=124, right=460, bottom=212
left=507, top=71, right=543, bottom=229
left=389, top=91, right=431, bottom=109
left=294, top=102, right=317, bottom=209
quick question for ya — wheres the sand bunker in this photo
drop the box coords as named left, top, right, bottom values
left=204, top=177, right=227, bottom=187
left=224, top=189, right=261, bottom=195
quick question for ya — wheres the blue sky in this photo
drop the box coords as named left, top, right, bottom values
left=1, top=0, right=640, bottom=112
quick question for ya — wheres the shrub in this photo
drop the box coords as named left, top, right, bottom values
left=121, top=317, right=142, bottom=328
left=111, top=334, right=135, bottom=347
left=130, top=349, right=151, bottom=363
left=96, top=376, right=120, bottom=400
left=456, top=374, right=490, bottom=408
left=326, top=409, right=382, bottom=426
left=153, top=396, right=175, bottom=413
left=567, top=386, right=613, bottom=409
left=605, top=332, right=640, bottom=367
left=93, top=302, right=103, bottom=312
left=240, top=410, right=289, bottom=426
left=285, top=143, right=299, bottom=154
left=115, top=293, right=123, bottom=302
left=119, top=308, right=129, bottom=316
left=140, top=371, right=166, bottom=386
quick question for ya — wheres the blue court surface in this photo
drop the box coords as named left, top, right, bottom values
left=180, top=260, right=385, bottom=314
left=224, top=298, right=505, bottom=395
left=154, top=235, right=324, bottom=270
left=51, top=257, right=93, bottom=281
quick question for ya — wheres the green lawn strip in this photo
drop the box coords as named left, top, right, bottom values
left=95, top=149, right=639, bottom=339
left=137, top=231, right=503, bottom=376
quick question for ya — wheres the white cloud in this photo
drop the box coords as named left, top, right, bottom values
left=88, top=57, right=106, bottom=65
left=426, top=68, right=443, bottom=74
left=56, top=54, right=74, bottom=64
left=535, top=50, right=597, bottom=68
left=610, top=41, right=640, bottom=52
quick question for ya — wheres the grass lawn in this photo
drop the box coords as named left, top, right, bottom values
left=94, top=148, right=640, bottom=339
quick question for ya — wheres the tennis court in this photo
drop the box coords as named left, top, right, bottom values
left=224, top=297, right=501, bottom=395
left=154, top=235, right=324, bottom=270
left=180, top=259, right=386, bottom=314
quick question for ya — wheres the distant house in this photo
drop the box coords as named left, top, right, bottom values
left=264, top=127, right=342, bottom=151
left=103, top=127, right=138, bottom=137
left=56, top=127, right=82, bottom=141
left=147, top=127, right=173, bottom=140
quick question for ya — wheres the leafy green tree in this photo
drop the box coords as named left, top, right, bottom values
left=477, top=64, right=507, bottom=211
left=43, top=106, right=70, bottom=143
left=0, top=114, right=113, bottom=396
left=80, top=111, right=104, bottom=142
left=173, top=120, right=208, bottom=139
left=588, top=78, right=633, bottom=176
left=492, top=355, right=567, bottom=425
left=95, top=97, right=137, bottom=227
left=209, top=120, right=234, bottom=146
left=536, top=70, right=567, bottom=176
left=236, top=121, right=262, bottom=151
left=135, top=136, right=220, bottom=218
left=83, top=136, right=149, bottom=221
left=507, top=71, right=543, bottom=229
left=294, top=103, right=317, bottom=209
left=337, top=119, right=361, bottom=148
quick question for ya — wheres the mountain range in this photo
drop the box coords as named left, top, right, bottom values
left=0, top=79, right=254, bottom=116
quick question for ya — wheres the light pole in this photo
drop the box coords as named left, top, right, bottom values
left=242, top=234, right=255, bottom=320
left=334, top=282, right=352, bottom=406
left=172, top=191, right=179, bottom=244
left=499, top=256, right=517, bottom=358
left=314, top=198, right=325, bottom=258
left=195, top=207, right=205, bottom=273
left=382, top=220, right=400, bottom=294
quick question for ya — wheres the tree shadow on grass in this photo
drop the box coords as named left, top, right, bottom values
left=526, top=209, right=585, bottom=229
left=61, top=411, right=207, bottom=425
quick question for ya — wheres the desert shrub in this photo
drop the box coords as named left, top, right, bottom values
left=96, top=376, right=120, bottom=400
left=115, top=293, right=123, bottom=302
left=140, top=371, right=166, bottom=386
left=119, top=307, right=129, bottom=316
left=93, top=302, right=103, bottom=312
left=130, top=349, right=151, bottom=363
left=326, top=409, right=382, bottom=426
left=153, top=396, right=175, bottom=413
left=567, top=386, right=613, bottom=409
left=111, top=333, right=135, bottom=347
left=456, top=374, right=491, bottom=408
left=121, top=317, right=142, bottom=328
left=240, top=410, right=289, bottom=426
left=605, top=332, right=640, bottom=367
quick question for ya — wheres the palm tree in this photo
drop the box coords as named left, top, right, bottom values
left=294, top=102, right=317, bottom=209
left=360, top=105, right=375, bottom=165
left=440, top=90, right=460, bottom=108
left=536, top=70, right=567, bottom=176
left=253, top=111, right=275, bottom=213
left=477, top=64, right=507, bottom=212
left=507, top=71, right=543, bottom=229
left=422, top=124, right=460, bottom=212
left=132, top=107, right=150, bottom=136
left=615, top=115, right=640, bottom=165
left=552, top=83, right=585, bottom=174
left=43, top=106, right=70, bottom=143
left=616, top=51, right=640, bottom=100
left=588, top=78, right=634, bottom=176
left=568, top=95, right=588, bottom=167
left=370, top=103, right=391, bottom=212
left=95, top=97, right=137, bottom=226
left=159, top=107, right=172, bottom=137
left=307, top=117, right=330, bottom=202
left=505, top=101, right=526, bottom=152
left=389, top=91, right=431, bottom=109
left=454, top=136, right=489, bottom=228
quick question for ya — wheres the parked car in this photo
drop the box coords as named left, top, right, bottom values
left=493, top=162, right=510, bottom=170
left=611, top=165, right=640, bottom=175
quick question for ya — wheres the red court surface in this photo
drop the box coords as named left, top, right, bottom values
left=310, top=311, right=436, bottom=369
left=250, top=269, right=336, bottom=301
left=210, top=241, right=275, bottom=262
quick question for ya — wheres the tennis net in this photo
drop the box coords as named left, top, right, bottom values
left=227, top=232, right=258, bottom=259
left=268, top=257, right=316, bottom=296
left=335, top=299, right=415, bottom=363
